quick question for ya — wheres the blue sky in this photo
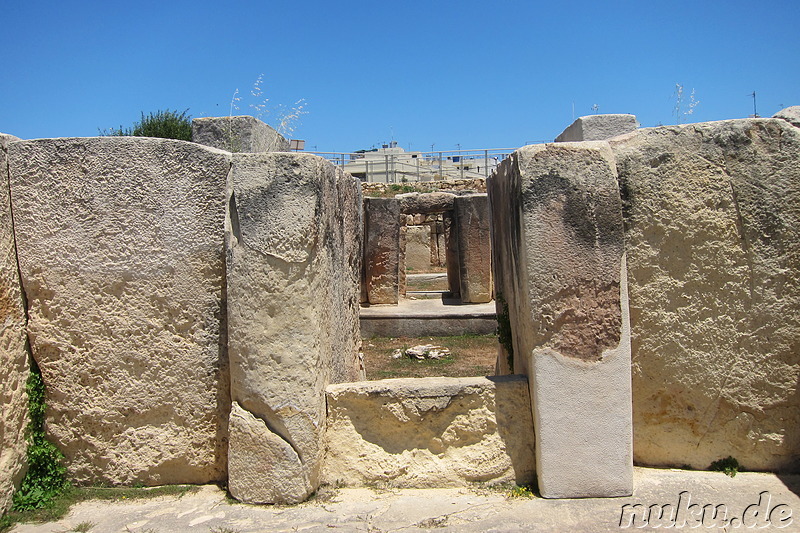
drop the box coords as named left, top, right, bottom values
left=1, top=1, right=797, bottom=153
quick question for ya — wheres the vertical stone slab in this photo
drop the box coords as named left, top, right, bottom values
left=454, top=194, right=492, bottom=303
left=443, top=211, right=460, bottom=296
left=192, top=115, right=289, bottom=153
left=489, top=142, right=632, bottom=498
left=226, top=153, right=362, bottom=504
left=610, top=119, right=800, bottom=473
left=363, top=198, right=400, bottom=304
left=0, top=133, right=28, bottom=514
left=7, top=137, right=231, bottom=486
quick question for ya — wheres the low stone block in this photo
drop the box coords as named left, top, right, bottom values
left=489, top=141, right=632, bottom=498
left=192, top=115, right=289, bottom=153
left=555, top=114, right=638, bottom=142
left=0, top=133, right=27, bottom=514
left=7, top=137, right=231, bottom=486
left=322, top=376, right=535, bottom=488
left=226, top=152, right=362, bottom=504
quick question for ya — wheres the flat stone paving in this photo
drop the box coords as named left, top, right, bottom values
left=9, top=468, right=799, bottom=532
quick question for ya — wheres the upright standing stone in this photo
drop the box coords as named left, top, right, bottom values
left=363, top=198, right=400, bottom=304
left=7, top=137, right=231, bottom=486
left=226, top=153, right=362, bottom=504
left=443, top=211, right=460, bottom=296
left=489, top=142, right=632, bottom=498
left=454, top=194, right=492, bottom=303
left=0, top=133, right=28, bottom=513
left=610, top=118, right=800, bottom=473
left=192, top=116, right=289, bottom=153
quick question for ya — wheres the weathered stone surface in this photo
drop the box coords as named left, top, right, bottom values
left=610, top=118, right=800, bottom=473
left=226, top=152, right=362, bottom=504
left=7, top=137, right=231, bottom=485
left=489, top=142, right=632, bottom=498
left=192, top=115, right=289, bottom=153
left=0, top=133, right=27, bottom=514
left=555, top=114, right=638, bottom=142
left=363, top=198, right=400, bottom=304
left=397, top=191, right=456, bottom=214
left=773, top=105, right=800, bottom=128
left=322, top=376, right=535, bottom=488
left=454, top=195, right=492, bottom=303
left=443, top=211, right=460, bottom=295
left=405, top=225, right=432, bottom=272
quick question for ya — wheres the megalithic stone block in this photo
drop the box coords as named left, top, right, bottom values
left=8, top=137, right=231, bottom=486
left=226, top=153, right=362, bottom=504
left=192, top=115, right=289, bottom=153
left=454, top=194, right=492, bottom=303
left=0, top=133, right=28, bottom=514
left=363, top=198, right=400, bottom=304
left=443, top=211, right=460, bottom=296
left=489, top=141, right=632, bottom=498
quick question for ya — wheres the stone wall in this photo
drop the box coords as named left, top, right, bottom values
left=323, top=376, right=535, bottom=488
left=7, top=137, right=232, bottom=486
left=610, top=118, right=800, bottom=473
left=226, top=153, right=363, bottom=504
left=0, top=136, right=364, bottom=508
left=0, top=133, right=28, bottom=514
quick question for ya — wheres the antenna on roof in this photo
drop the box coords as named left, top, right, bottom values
left=749, top=91, right=759, bottom=118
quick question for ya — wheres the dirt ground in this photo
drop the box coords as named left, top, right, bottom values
left=361, top=334, right=499, bottom=380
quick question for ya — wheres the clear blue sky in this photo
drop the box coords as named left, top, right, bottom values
left=1, top=0, right=797, bottom=153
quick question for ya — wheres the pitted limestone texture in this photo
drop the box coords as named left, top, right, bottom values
left=192, top=115, right=289, bottom=153
left=226, top=152, right=363, bottom=504
left=323, top=376, right=535, bottom=488
left=0, top=133, right=28, bottom=514
left=7, top=137, right=231, bottom=486
left=610, top=118, right=800, bottom=473
left=555, top=114, right=639, bottom=142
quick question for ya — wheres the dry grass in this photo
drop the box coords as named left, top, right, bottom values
left=362, top=334, right=498, bottom=380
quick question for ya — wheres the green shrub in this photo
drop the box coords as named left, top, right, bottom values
left=100, top=109, right=192, bottom=141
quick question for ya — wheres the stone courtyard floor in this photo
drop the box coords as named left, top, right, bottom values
left=8, top=468, right=799, bottom=532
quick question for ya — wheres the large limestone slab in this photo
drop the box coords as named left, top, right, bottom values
left=773, top=105, right=800, bottom=128
left=192, top=115, right=289, bottom=153
left=610, top=119, right=800, bottom=473
left=0, top=133, right=28, bottom=513
left=226, top=152, right=362, bottom=504
left=7, top=137, right=231, bottom=485
left=363, top=198, right=400, bottom=304
left=555, top=114, right=638, bottom=142
left=322, top=376, right=535, bottom=488
left=454, top=194, right=492, bottom=303
left=489, top=142, right=632, bottom=498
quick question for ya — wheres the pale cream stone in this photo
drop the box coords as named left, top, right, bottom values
left=7, top=137, right=231, bottom=485
left=226, top=153, right=362, bottom=504
left=610, top=118, right=800, bottom=473
left=0, top=133, right=27, bottom=513
left=322, top=376, right=535, bottom=488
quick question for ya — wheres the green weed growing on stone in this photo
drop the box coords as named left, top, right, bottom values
left=709, top=456, right=740, bottom=477
left=496, top=295, right=514, bottom=373
left=508, top=484, right=535, bottom=499
left=11, top=361, right=68, bottom=512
